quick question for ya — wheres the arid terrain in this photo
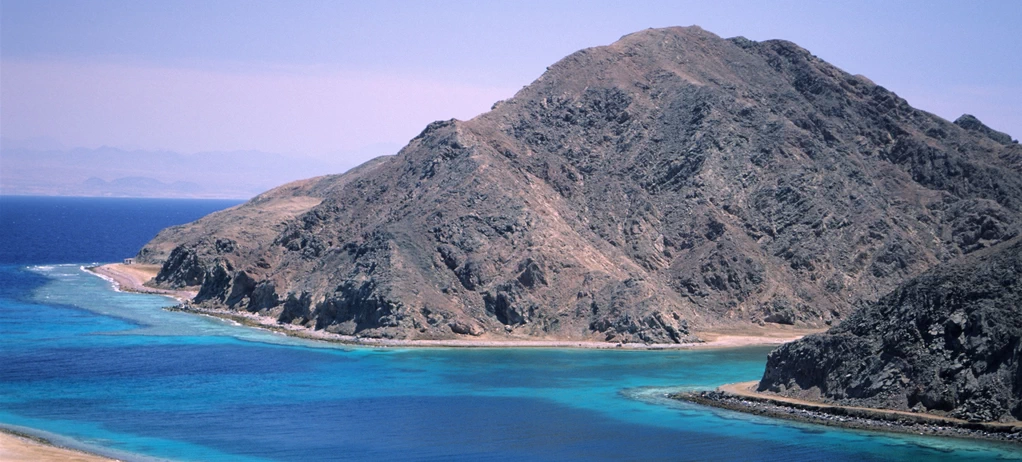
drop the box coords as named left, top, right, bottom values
left=759, top=236, right=1022, bottom=423
left=138, top=27, right=1020, bottom=349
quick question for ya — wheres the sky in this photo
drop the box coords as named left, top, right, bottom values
left=2, top=0, right=1020, bottom=166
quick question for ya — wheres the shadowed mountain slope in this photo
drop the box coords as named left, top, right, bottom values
left=759, top=237, right=1022, bottom=423
left=139, top=26, right=1021, bottom=342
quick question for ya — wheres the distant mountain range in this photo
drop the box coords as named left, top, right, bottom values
left=0, top=145, right=396, bottom=199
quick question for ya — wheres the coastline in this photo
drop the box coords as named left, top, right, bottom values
left=86, top=263, right=197, bottom=303
left=0, top=428, right=119, bottom=462
left=672, top=381, right=1022, bottom=445
left=86, top=263, right=820, bottom=350
left=47, top=263, right=1019, bottom=455
left=171, top=303, right=817, bottom=350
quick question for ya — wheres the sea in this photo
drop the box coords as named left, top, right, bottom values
left=0, top=195, right=1020, bottom=461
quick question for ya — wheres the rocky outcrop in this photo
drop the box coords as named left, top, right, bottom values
left=140, top=26, right=1022, bottom=343
left=759, top=237, right=1022, bottom=422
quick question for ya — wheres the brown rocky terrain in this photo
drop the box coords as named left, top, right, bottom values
left=759, top=236, right=1022, bottom=423
left=138, top=26, right=1021, bottom=344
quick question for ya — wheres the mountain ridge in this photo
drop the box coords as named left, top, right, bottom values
left=139, top=26, right=1022, bottom=343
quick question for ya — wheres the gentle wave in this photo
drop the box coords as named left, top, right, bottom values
left=80, top=265, right=122, bottom=292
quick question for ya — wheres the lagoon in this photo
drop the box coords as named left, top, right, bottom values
left=1, top=197, right=1019, bottom=461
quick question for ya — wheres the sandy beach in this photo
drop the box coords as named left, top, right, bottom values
left=87, top=263, right=197, bottom=302
left=688, top=325, right=823, bottom=348
left=0, top=429, right=118, bottom=462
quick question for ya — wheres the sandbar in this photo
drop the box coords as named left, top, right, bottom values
left=673, top=381, right=1022, bottom=444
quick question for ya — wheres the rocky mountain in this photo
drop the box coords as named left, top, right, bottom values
left=758, top=237, right=1022, bottom=422
left=138, top=26, right=1022, bottom=343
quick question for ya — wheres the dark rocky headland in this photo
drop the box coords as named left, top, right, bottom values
left=138, top=26, right=1022, bottom=347
left=758, top=237, right=1022, bottom=425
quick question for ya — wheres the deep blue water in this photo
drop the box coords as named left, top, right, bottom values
left=0, top=195, right=242, bottom=265
left=1, top=196, right=1020, bottom=461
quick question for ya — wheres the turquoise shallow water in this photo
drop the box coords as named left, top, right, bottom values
left=2, top=264, right=1021, bottom=461
left=1, top=196, right=1020, bottom=461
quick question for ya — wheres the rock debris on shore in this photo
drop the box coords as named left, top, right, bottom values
left=673, top=389, right=1021, bottom=444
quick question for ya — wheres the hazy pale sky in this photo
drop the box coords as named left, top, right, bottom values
left=2, top=0, right=1019, bottom=164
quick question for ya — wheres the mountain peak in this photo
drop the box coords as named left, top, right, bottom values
left=955, top=114, right=1016, bottom=145
left=615, top=25, right=715, bottom=44
left=140, top=27, right=1022, bottom=343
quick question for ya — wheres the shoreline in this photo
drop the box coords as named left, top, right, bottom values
left=0, top=428, right=119, bottom=462
left=86, top=263, right=819, bottom=350
left=170, top=304, right=818, bottom=350
left=86, top=263, right=197, bottom=303
left=31, top=263, right=1018, bottom=456
left=672, top=381, right=1022, bottom=445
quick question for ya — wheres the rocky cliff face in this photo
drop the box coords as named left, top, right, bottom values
left=139, top=26, right=1022, bottom=342
left=759, top=237, right=1022, bottom=423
